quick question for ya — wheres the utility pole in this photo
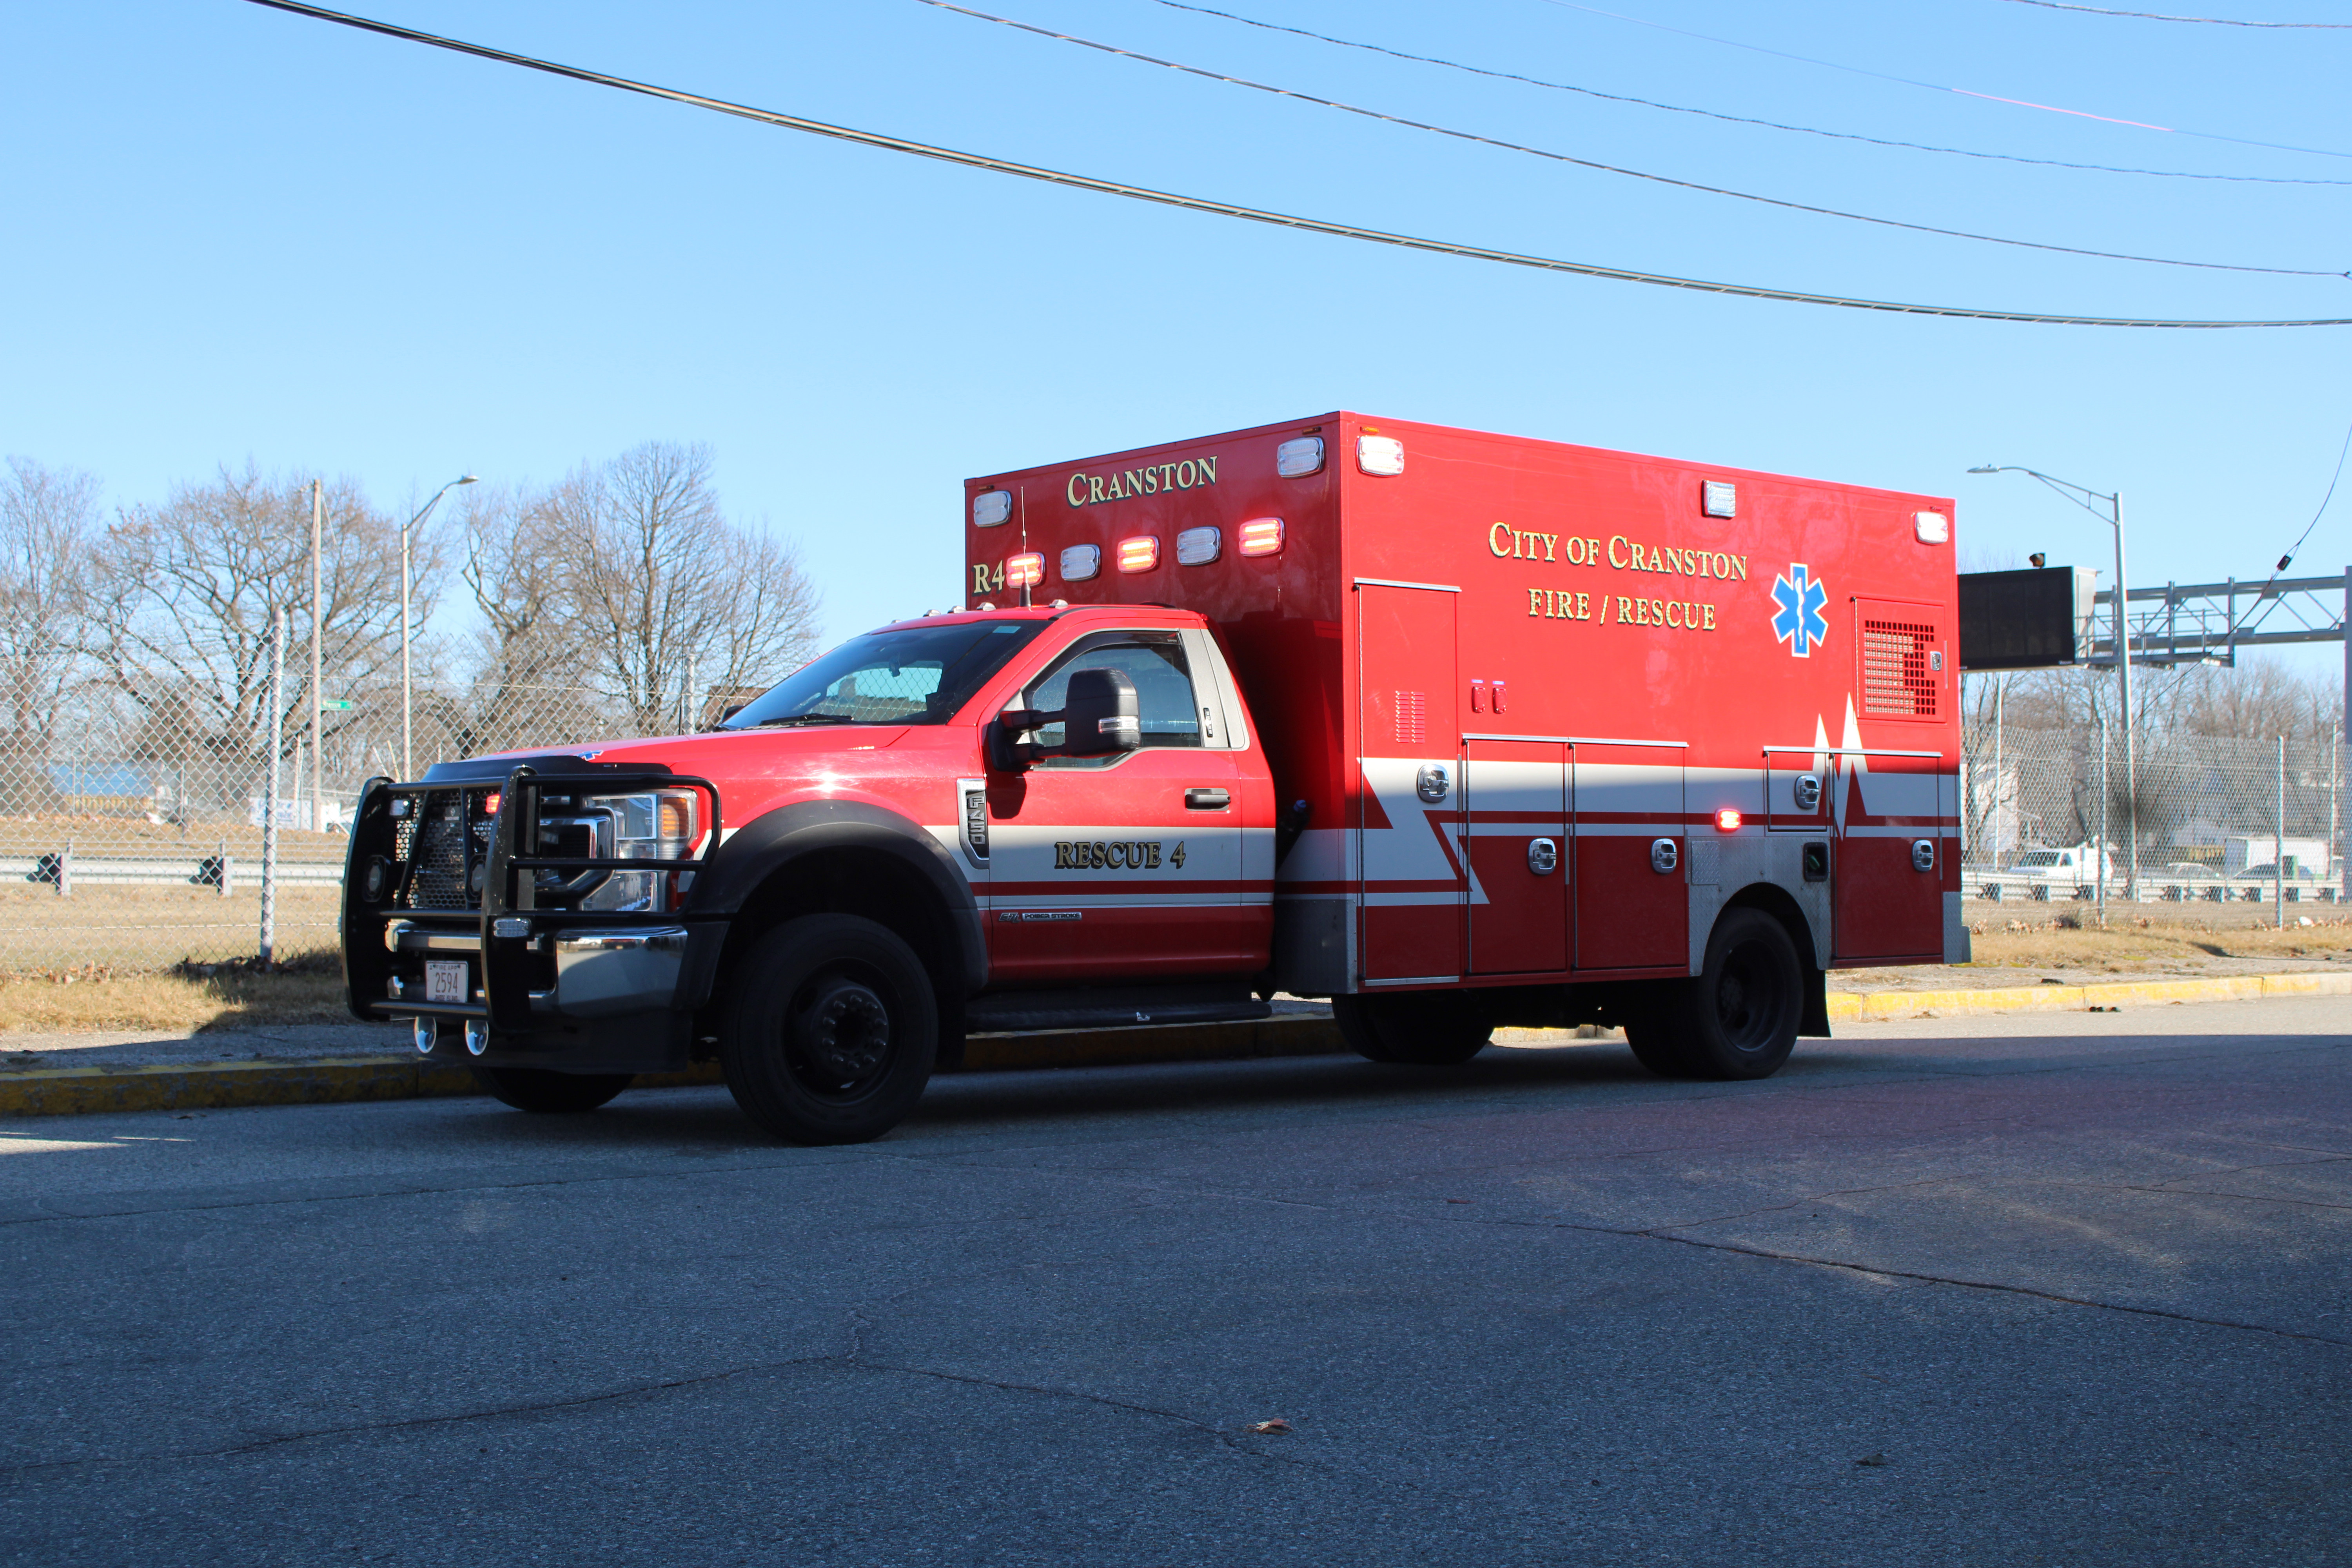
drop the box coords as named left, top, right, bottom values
left=2114, top=495, right=2136, bottom=904
left=261, top=607, right=285, bottom=965
left=309, top=479, right=324, bottom=832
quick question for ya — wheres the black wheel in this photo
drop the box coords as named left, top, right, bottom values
left=469, top=1066, right=634, bottom=1113
left=720, top=915, right=938, bottom=1145
left=1625, top=909, right=1801, bottom=1081
left=1330, top=992, right=1491, bottom=1066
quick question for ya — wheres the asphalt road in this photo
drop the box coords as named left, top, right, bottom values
left=3, top=998, right=2347, bottom=1566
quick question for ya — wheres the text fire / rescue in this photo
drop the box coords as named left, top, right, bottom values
left=1492, top=522, right=1742, bottom=632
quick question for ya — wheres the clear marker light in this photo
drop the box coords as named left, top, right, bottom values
left=1715, top=808, right=1742, bottom=832
left=1176, top=526, right=1221, bottom=566
left=1060, top=543, right=1100, bottom=582
left=972, top=490, right=1013, bottom=527
left=1238, top=517, right=1285, bottom=557
left=1117, top=535, right=1160, bottom=573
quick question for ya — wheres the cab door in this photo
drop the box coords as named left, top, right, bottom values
left=984, top=630, right=1255, bottom=984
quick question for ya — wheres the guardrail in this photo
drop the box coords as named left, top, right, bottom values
left=1967, top=875, right=2341, bottom=905
left=0, top=852, right=345, bottom=892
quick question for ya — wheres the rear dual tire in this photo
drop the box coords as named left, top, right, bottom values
left=1624, top=908, right=1801, bottom=1081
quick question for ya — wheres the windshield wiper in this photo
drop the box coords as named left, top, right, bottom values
left=750, top=713, right=858, bottom=728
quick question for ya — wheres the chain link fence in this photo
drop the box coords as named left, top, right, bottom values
left=1962, top=726, right=2345, bottom=911
left=0, top=672, right=651, bottom=974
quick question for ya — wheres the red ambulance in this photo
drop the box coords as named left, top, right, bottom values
left=342, top=412, right=1965, bottom=1144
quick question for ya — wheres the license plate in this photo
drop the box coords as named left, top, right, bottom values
left=425, top=959, right=467, bottom=1004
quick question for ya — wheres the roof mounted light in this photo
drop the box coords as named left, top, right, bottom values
left=1060, top=543, right=1100, bottom=582
left=1357, top=436, right=1404, bottom=476
left=1913, top=510, right=1950, bottom=544
left=1702, top=480, right=1737, bottom=518
left=1238, top=517, right=1284, bottom=557
left=1117, top=535, right=1160, bottom=573
left=1005, top=552, right=1044, bottom=589
left=1276, top=436, right=1324, bottom=478
left=1176, top=526, right=1221, bottom=566
left=972, top=490, right=1013, bottom=528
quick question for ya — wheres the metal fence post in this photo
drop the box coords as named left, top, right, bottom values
left=261, top=607, right=285, bottom=967
left=2276, top=735, right=2287, bottom=930
left=2096, top=713, right=2108, bottom=925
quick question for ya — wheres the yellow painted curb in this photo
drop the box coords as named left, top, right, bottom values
left=0, top=1016, right=1347, bottom=1120
left=1826, top=970, right=2352, bottom=1021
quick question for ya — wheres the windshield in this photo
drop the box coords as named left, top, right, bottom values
left=719, top=620, right=1047, bottom=728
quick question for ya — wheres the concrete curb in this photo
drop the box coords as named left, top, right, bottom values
left=0, top=974, right=2338, bottom=1120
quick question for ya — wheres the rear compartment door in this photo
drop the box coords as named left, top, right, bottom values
left=1464, top=739, right=1568, bottom=974
left=1572, top=740, right=1688, bottom=972
left=1832, top=601, right=1950, bottom=962
left=1356, top=582, right=1463, bottom=981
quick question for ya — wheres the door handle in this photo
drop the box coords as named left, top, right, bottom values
left=1185, top=788, right=1231, bottom=810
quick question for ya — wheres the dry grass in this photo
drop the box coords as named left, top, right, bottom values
left=0, top=885, right=341, bottom=970
left=1967, top=916, right=2352, bottom=973
left=0, top=952, right=350, bottom=1034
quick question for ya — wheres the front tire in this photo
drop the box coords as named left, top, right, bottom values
left=720, top=915, right=938, bottom=1145
left=1331, top=993, right=1492, bottom=1066
left=470, top=1066, right=635, bottom=1113
left=1623, top=908, right=1801, bottom=1081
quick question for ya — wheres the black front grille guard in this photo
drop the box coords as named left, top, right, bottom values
left=341, top=764, right=722, bottom=1032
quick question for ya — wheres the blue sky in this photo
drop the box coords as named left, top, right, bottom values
left=5, top=1, right=2349, bottom=671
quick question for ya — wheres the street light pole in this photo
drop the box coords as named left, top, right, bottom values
left=399, top=474, right=477, bottom=779
left=1968, top=464, right=2138, bottom=902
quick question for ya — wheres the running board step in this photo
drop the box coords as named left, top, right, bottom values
left=965, top=986, right=1270, bottom=1035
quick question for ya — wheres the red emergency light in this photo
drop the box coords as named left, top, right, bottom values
left=1005, top=553, right=1044, bottom=589
left=1238, top=517, right=1285, bottom=557
left=1715, top=808, right=1742, bottom=832
left=1117, top=535, right=1160, bottom=573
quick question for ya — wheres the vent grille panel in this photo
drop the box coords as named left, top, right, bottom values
left=1862, top=620, right=1938, bottom=718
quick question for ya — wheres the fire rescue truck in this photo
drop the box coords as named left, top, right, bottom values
left=342, top=413, right=1965, bottom=1144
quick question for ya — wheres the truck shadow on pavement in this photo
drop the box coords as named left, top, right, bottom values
left=486, top=1039, right=1909, bottom=1150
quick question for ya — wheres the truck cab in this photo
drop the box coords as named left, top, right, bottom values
left=343, top=603, right=1279, bottom=1142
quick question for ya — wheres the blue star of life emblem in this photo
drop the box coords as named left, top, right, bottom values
left=1770, top=564, right=1829, bottom=657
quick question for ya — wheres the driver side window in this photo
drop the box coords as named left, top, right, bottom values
left=1026, top=634, right=1201, bottom=760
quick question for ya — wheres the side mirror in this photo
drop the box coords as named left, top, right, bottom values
left=1058, top=668, right=1141, bottom=757
left=991, top=667, right=1141, bottom=769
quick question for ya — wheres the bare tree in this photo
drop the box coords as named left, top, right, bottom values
left=91, top=465, right=411, bottom=782
left=0, top=459, right=100, bottom=790
left=546, top=442, right=818, bottom=734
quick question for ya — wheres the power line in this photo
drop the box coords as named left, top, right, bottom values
left=919, top=0, right=2343, bottom=278
left=1150, top=0, right=2352, bottom=187
left=234, top=0, right=2352, bottom=329
left=2000, top=2, right=2352, bottom=26
left=1530, top=0, right=2352, bottom=162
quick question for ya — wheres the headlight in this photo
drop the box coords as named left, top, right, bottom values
left=569, top=788, right=701, bottom=912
